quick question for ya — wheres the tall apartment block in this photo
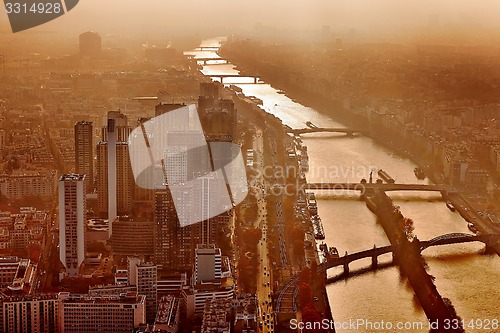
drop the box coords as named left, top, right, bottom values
left=58, top=174, right=86, bottom=277
left=74, top=121, right=93, bottom=191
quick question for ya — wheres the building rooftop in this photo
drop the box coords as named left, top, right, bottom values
left=59, top=173, right=86, bottom=182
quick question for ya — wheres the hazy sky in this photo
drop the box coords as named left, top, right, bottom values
left=1, top=0, right=500, bottom=38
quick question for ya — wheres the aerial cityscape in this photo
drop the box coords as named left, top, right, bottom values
left=0, top=1, right=499, bottom=332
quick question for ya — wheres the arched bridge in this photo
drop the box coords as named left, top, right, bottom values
left=322, top=233, right=498, bottom=275
left=419, top=233, right=499, bottom=251
left=276, top=232, right=498, bottom=312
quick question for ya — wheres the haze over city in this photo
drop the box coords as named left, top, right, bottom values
left=0, top=1, right=498, bottom=333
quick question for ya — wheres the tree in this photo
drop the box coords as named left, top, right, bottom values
left=299, top=283, right=312, bottom=309
left=301, top=303, right=326, bottom=333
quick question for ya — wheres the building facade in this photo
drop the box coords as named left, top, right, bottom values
left=59, top=292, right=145, bottom=333
left=74, top=121, right=94, bottom=190
left=58, top=174, right=86, bottom=277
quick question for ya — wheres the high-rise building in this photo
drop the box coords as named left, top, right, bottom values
left=79, top=31, right=102, bottom=56
left=111, top=217, right=154, bottom=256
left=153, top=187, right=217, bottom=272
left=96, top=111, right=132, bottom=236
left=74, top=121, right=93, bottom=190
left=59, top=174, right=86, bottom=277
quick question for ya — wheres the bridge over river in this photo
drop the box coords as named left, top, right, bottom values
left=275, top=232, right=499, bottom=312
left=287, top=127, right=366, bottom=135
left=306, top=182, right=451, bottom=193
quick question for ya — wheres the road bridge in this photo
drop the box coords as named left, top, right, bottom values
left=209, top=74, right=262, bottom=84
left=288, top=127, right=365, bottom=135
left=194, top=46, right=219, bottom=51
left=194, top=57, right=229, bottom=65
left=306, top=182, right=450, bottom=193
left=275, top=232, right=498, bottom=311
left=322, top=233, right=498, bottom=275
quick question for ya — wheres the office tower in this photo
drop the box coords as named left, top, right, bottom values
left=0, top=294, right=59, bottom=333
left=96, top=142, right=108, bottom=214
left=153, top=189, right=177, bottom=269
left=194, top=244, right=222, bottom=285
left=74, top=121, right=93, bottom=190
left=96, top=111, right=132, bottom=236
left=79, top=31, right=102, bottom=56
left=59, top=292, right=145, bottom=332
left=133, top=118, right=155, bottom=207
left=59, top=174, right=86, bottom=277
left=111, top=217, right=154, bottom=256
left=127, top=258, right=158, bottom=323
left=154, top=185, right=218, bottom=272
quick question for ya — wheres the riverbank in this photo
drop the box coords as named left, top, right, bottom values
left=219, top=41, right=500, bottom=252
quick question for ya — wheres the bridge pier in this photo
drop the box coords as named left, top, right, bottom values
left=343, top=262, right=349, bottom=276
left=343, top=251, right=349, bottom=275
left=371, top=246, right=378, bottom=269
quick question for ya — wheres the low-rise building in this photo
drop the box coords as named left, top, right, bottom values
left=59, top=292, right=146, bottom=333
left=153, top=295, right=180, bottom=333
left=201, top=298, right=232, bottom=333
left=181, top=278, right=235, bottom=319
left=0, top=293, right=59, bottom=333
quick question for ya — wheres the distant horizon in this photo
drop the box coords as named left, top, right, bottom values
left=1, top=0, right=500, bottom=42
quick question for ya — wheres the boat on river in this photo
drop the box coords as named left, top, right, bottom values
left=414, top=167, right=426, bottom=180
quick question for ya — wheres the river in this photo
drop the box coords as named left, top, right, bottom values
left=186, top=37, right=499, bottom=332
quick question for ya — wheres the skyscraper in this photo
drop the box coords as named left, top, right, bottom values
left=96, top=111, right=133, bottom=236
left=79, top=31, right=102, bottom=56
left=154, top=185, right=218, bottom=272
left=74, top=121, right=94, bottom=191
left=59, top=174, right=86, bottom=277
